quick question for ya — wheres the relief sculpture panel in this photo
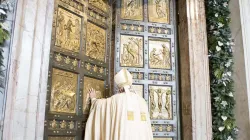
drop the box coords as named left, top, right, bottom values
left=148, top=0, right=169, bottom=23
left=89, top=0, right=108, bottom=12
left=149, top=38, right=171, bottom=69
left=120, top=35, right=143, bottom=67
left=55, top=8, right=81, bottom=52
left=83, top=77, right=105, bottom=113
left=121, top=0, right=143, bottom=20
left=86, top=22, right=106, bottom=62
left=50, top=68, right=77, bottom=114
left=131, top=84, right=143, bottom=97
left=149, top=86, right=172, bottom=119
left=48, top=137, right=75, bottom=140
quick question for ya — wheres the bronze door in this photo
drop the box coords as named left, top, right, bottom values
left=114, top=0, right=180, bottom=139
left=44, top=0, right=112, bottom=139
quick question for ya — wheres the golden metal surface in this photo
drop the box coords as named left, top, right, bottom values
left=83, top=77, right=105, bottom=113
left=50, top=68, right=77, bottom=113
left=127, top=111, right=134, bottom=121
left=86, top=22, right=106, bottom=62
left=69, top=121, right=74, bottom=129
left=89, top=0, right=108, bottom=12
left=120, top=35, right=143, bottom=67
left=121, top=0, right=143, bottom=20
left=149, top=38, right=171, bottom=69
left=48, top=137, right=75, bottom=140
left=51, top=119, right=57, bottom=129
left=149, top=86, right=172, bottom=119
left=55, top=53, right=62, bottom=62
left=60, top=120, right=67, bottom=129
left=55, top=8, right=81, bottom=52
left=131, top=84, right=143, bottom=97
left=148, top=0, right=169, bottom=23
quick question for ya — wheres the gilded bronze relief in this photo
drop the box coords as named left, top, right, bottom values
left=131, top=84, right=143, bottom=97
left=154, top=138, right=172, bottom=140
left=55, top=8, right=81, bottom=52
left=50, top=68, right=77, bottom=114
left=121, top=0, right=143, bottom=20
left=89, top=0, right=108, bottom=12
left=120, top=35, right=143, bottom=67
left=148, top=0, right=169, bottom=23
left=149, top=86, right=172, bottom=119
left=86, top=22, right=106, bottom=62
left=83, top=77, right=105, bottom=113
left=149, top=39, right=171, bottom=69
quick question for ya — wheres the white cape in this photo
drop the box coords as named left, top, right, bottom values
left=84, top=92, right=153, bottom=140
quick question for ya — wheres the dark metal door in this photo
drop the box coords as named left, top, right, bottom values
left=114, top=0, right=179, bottom=139
left=44, top=0, right=112, bottom=139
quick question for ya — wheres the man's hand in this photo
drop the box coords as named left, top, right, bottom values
left=118, top=87, right=125, bottom=93
left=88, top=88, right=96, bottom=99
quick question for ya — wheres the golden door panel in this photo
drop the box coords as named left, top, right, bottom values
left=86, top=22, right=106, bottom=62
left=89, top=0, right=108, bottom=12
left=121, top=0, right=143, bottom=21
left=48, top=137, right=75, bottom=140
left=50, top=68, right=77, bottom=114
left=83, top=77, right=105, bottom=113
left=55, top=8, right=81, bottom=52
left=149, top=86, right=172, bottom=120
left=148, top=0, right=169, bottom=23
left=120, top=35, right=143, bottom=67
left=149, top=38, right=171, bottom=69
left=131, top=84, right=143, bottom=97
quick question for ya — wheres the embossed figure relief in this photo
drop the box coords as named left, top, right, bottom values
left=148, top=0, right=169, bottom=23
left=149, top=86, right=172, bottom=119
left=86, top=22, right=106, bottom=62
left=83, top=77, right=105, bottom=113
left=55, top=8, right=81, bottom=52
left=149, top=39, right=171, bottom=69
left=89, top=0, right=108, bottom=12
left=131, top=84, right=143, bottom=97
left=121, top=0, right=143, bottom=20
left=120, top=35, right=143, bottom=67
left=50, top=68, right=77, bottom=113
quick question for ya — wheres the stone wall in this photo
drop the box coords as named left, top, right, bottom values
left=229, top=0, right=250, bottom=140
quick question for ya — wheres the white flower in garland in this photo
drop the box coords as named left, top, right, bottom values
left=215, top=13, right=219, bottom=17
left=214, top=97, right=220, bottom=102
left=228, top=92, right=234, bottom=97
left=210, top=25, right=214, bottom=30
left=227, top=72, right=232, bottom=77
left=218, top=41, right=223, bottom=46
left=225, top=59, right=233, bottom=67
left=216, top=46, right=221, bottom=51
left=227, top=136, right=233, bottom=140
left=221, top=116, right=227, bottom=121
left=223, top=2, right=228, bottom=7
left=213, top=31, right=220, bottom=35
left=218, top=126, right=225, bottom=131
left=226, top=42, right=230, bottom=46
left=218, top=23, right=224, bottom=28
left=221, top=101, right=228, bottom=107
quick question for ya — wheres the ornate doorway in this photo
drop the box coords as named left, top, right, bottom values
left=114, top=0, right=179, bottom=139
left=44, top=0, right=112, bottom=139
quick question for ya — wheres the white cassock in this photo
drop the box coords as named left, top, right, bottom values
left=84, top=68, right=153, bottom=140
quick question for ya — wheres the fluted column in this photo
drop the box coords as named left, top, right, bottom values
left=178, top=0, right=212, bottom=140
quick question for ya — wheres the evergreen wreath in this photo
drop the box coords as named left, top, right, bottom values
left=205, top=0, right=238, bottom=139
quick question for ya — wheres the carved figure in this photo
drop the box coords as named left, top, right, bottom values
left=165, top=89, right=171, bottom=118
left=162, top=44, right=170, bottom=67
left=156, top=88, right=163, bottom=113
left=56, top=11, right=65, bottom=46
left=155, top=0, right=166, bottom=18
left=150, top=48, right=162, bottom=65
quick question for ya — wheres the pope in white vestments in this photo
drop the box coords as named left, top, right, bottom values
left=84, top=68, right=153, bottom=140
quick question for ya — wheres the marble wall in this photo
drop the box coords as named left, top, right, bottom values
left=230, top=0, right=250, bottom=140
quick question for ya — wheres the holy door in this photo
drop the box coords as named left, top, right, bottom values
left=44, top=0, right=112, bottom=139
left=114, top=0, right=179, bottom=139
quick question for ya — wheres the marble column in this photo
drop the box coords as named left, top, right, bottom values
left=2, top=0, right=54, bottom=140
left=178, top=0, right=212, bottom=140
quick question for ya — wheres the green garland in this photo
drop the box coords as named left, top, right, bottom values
left=0, top=7, right=8, bottom=67
left=205, top=0, right=238, bottom=139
